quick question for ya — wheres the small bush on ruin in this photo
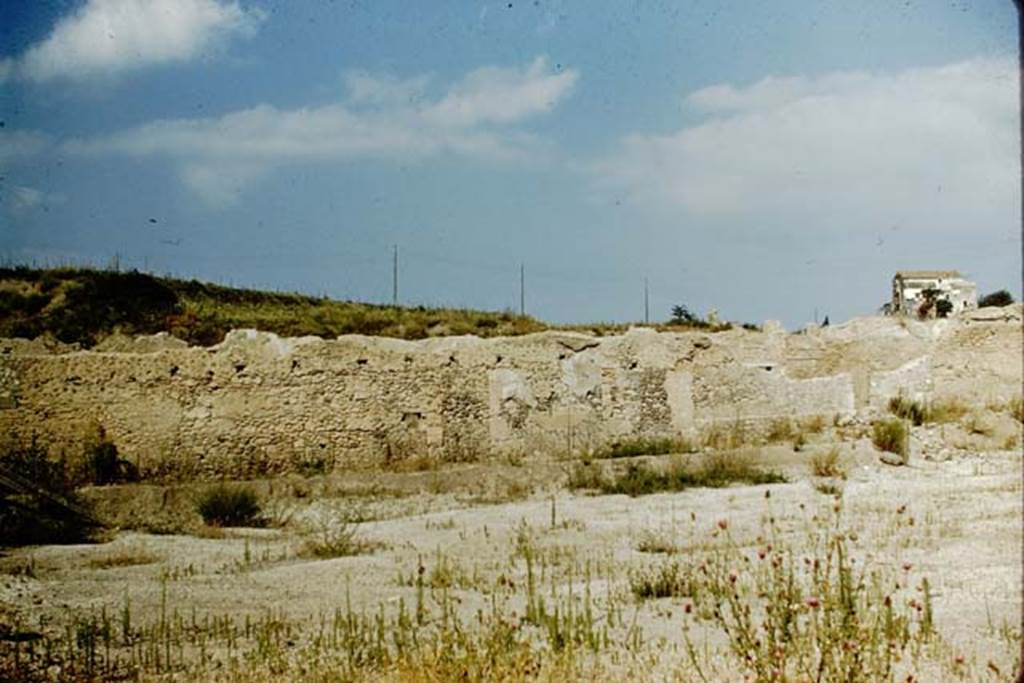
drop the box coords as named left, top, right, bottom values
left=196, top=484, right=262, bottom=527
left=888, top=395, right=967, bottom=426
left=888, top=396, right=927, bottom=426
left=872, top=419, right=908, bottom=462
left=810, top=446, right=845, bottom=478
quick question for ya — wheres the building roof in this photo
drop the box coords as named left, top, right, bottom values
left=893, top=270, right=962, bottom=280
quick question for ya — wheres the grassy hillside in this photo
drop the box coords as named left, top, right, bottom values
left=0, top=267, right=546, bottom=347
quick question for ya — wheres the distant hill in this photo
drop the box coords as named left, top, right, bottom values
left=0, top=267, right=547, bottom=347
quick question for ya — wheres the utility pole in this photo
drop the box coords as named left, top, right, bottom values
left=392, top=244, right=398, bottom=305
left=519, top=263, right=525, bottom=316
left=644, top=277, right=650, bottom=324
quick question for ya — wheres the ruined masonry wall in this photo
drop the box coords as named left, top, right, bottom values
left=0, top=309, right=1020, bottom=477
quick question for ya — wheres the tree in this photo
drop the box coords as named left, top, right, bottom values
left=978, top=289, right=1014, bottom=308
left=670, top=304, right=698, bottom=325
left=916, top=287, right=941, bottom=320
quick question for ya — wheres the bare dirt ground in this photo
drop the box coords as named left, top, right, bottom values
left=1, top=424, right=1021, bottom=681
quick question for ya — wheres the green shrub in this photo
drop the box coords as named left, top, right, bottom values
left=571, top=455, right=784, bottom=498
left=196, top=484, right=262, bottom=527
left=872, top=419, right=908, bottom=462
left=978, top=289, right=1014, bottom=308
left=594, top=436, right=695, bottom=459
left=566, top=461, right=608, bottom=491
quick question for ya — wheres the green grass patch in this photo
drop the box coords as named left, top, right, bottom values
left=593, top=436, right=697, bottom=459
left=569, top=454, right=784, bottom=497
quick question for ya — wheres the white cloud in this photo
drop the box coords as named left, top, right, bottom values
left=342, top=71, right=431, bottom=107
left=0, top=130, right=51, bottom=167
left=1, top=185, right=66, bottom=215
left=3, top=0, right=263, bottom=83
left=68, top=57, right=579, bottom=205
left=590, top=58, right=1016, bottom=230
left=425, top=58, right=578, bottom=127
left=9, top=186, right=44, bottom=210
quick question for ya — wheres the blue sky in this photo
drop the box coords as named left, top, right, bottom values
left=0, top=0, right=1019, bottom=328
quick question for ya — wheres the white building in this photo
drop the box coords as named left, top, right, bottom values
left=890, top=270, right=977, bottom=318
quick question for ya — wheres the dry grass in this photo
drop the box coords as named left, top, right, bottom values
left=814, top=481, right=843, bottom=497
left=1007, top=396, right=1024, bottom=423
left=635, top=529, right=681, bottom=555
left=766, top=418, right=795, bottom=443
left=0, top=484, right=1002, bottom=682
left=678, top=507, right=940, bottom=682
left=700, top=420, right=749, bottom=451
left=888, top=395, right=969, bottom=426
left=963, top=412, right=995, bottom=437
left=298, top=504, right=383, bottom=559
left=810, top=446, right=845, bottom=478
left=87, top=543, right=162, bottom=569
left=800, top=414, right=827, bottom=434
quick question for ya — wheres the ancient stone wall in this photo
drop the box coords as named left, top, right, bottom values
left=1, top=307, right=1020, bottom=477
